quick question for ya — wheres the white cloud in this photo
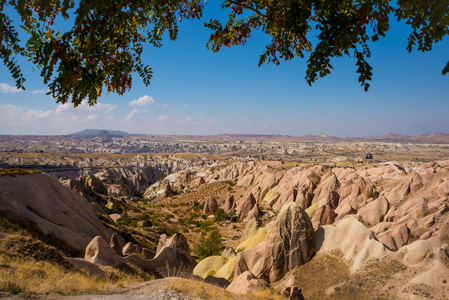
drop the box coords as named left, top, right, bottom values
left=124, top=108, right=147, bottom=121
left=129, top=95, right=154, bottom=106
left=0, top=101, right=118, bottom=134
left=25, top=109, right=52, bottom=119
left=157, top=115, right=169, bottom=121
left=0, top=83, right=23, bottom=93
left=56, top=100, right=116, bottom=115
left=163, top=103, right=169, bottom=108
left=31, top=89, right=49, bottom=95
left=124, top=113, right=134, bottom=121
left=182, top=103, right=188, bottom=107
left=83, top=114, right=98, bottom=122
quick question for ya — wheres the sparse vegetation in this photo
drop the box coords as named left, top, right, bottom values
left=195, top=230, right=223, bottom=259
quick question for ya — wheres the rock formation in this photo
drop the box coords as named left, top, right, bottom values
left=236, top=193, right=257, bottom=221
left=0, top=173, right=112, bottom=255
left=223, top=194, right=236, bottom=213
left=203, top=196, right=218, bottom=214
left=226, top=271, right=269, bottom=295
left=234, top=202, right=316, bottom=283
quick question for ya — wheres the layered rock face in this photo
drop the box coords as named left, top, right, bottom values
left=234, top=203, right=316, bottom=283
left=0, top=173, right=112, bottom=255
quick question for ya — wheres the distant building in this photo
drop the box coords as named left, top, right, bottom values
left=366, top=153, right=373, bottom=159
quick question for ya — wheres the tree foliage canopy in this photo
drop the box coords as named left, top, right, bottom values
left=1, top=0, right=448, bottom=106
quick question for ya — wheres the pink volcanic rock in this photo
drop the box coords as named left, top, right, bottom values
left=357, top=196, right=389, bottom=226
left=312, top=174, right=340, bottom=205
left=110, top=233, right=122, bottom=256
left=376, top=223, right=410, bottom=251
left=271, top=165, right=323, bottom=211
left=243, top=203, right=261, bottom=222
left=203, top=196, right=218, bottom=214
left=226, top=271, right=268, bottom=294
left=236, top=193, right=257, bottom=221
left=85, top=236, right=120, bottom=267
left=156, top=233, right=193, bottom=269
left=162, top=181, right=175, bottom=197
left=122, top=242, right=140, bottom=256
left=295, top=186, right=315, bottom=210
left=234, top=203, right=315, bottom=283
left=313, top=204, right=336, bottom=229
left=223, top=194, right=236, bottom=213
left=437, top=179, right=449, bottom=197
left=0, top=173, right=112, bottom=255
left=335, top=202, right=357, bottom=221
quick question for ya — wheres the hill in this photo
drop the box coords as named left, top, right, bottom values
left=68, top=129, right=130, bottom=136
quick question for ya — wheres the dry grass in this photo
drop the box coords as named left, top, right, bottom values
left=276, top=251, right=408, bottom=300
left=0, top=235, right=147, bottom=296
left=127, top=277, right=285, bottom=300
left=0, top=168, right=41, bottom=177
left=276, top=250, right=350, bottom=299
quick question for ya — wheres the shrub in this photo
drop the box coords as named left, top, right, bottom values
left=142, top=220, right=152, bottom=227
left=195, top=230, right=222, bottom=258
left=213, top=208, right=230, bottom=222
left=137, top=213, right=150, bottom=221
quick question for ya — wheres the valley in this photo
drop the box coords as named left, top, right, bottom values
left=1, top=133, right=449, bottom=299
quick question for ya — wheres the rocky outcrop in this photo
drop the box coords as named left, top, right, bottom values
left=82, top=233, right=193, bottom=277
left=226, top=271, right=269, bottom=295
left=281, top=286, right=305, bottom=300
left=156, top=233, right=193, bottom=270
left=0, top=173, right=112, bottom=255
left=110, top=233, right=122, bottom=256
left=223, top=194, right=236, bottom=213
left=312, top=204, right=336, bottom=229
left=162, top=182, right=175, bottom=197
left=204, top=276, right=230, bottom=288
left=85, top=236, right=120, bottom=267
left=357, top=196, right=389, bottom=225
left=376, top=223, right=410, bottom=251
left=63, top=175, right=108, bottom=198
left=243, top=203, right=261, bottom=222
left=203, top=196, right=218, bottom=214
left=236, top=193, right=257, bottom=221
left=122, top=242, right=140, bottom=256
left=234, top=203, right=316, bottom=283
left=96, top=166, right=166, bottom=197
left=316, top=217, right=389, bottom=272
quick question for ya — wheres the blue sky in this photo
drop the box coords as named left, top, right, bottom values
left=0, top=3, right=448, bottom=136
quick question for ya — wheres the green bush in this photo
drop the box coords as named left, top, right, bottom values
left=213, top=208, right=230, bottom=222
left=142, top=219, right=152, bottom=227
left=195, top=230, right=223, bottom=258
left=138, top=213, right=150, bottom=221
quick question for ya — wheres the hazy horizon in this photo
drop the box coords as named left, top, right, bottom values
left=2, top=128, right=449, bottom=138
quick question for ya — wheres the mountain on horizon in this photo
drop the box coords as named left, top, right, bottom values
left=68, top=129, right=131, bottom=136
